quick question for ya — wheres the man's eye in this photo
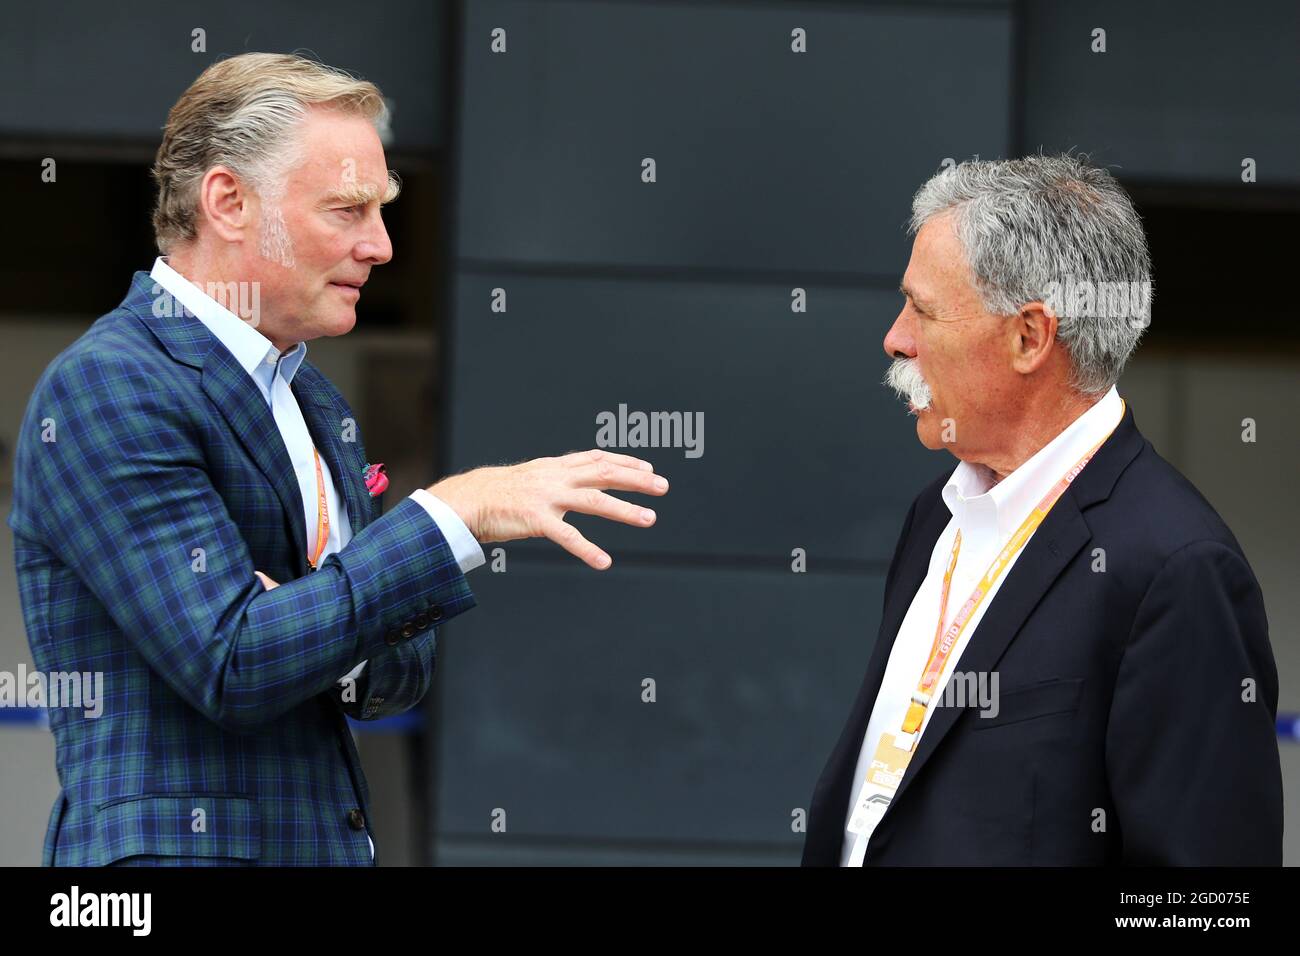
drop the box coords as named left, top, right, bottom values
left=336, top=205, right=362, bottom=216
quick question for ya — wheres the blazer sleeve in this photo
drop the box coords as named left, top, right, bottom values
left=19, top=348, right=475, bottom=733
left=1104, top=539, right=1283, bottom=864
left=333, top=633, right=437, bottom=721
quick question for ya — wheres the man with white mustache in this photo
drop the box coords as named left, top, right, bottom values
left=802, top=154, right=1282, bottom=866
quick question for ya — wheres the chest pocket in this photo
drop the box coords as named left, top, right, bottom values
left=968, top=677, right=1084, bottom=731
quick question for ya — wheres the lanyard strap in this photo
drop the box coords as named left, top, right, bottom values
left=308, top=446, right=330, bottom=571
left=900, top=400, right=1125, bottom=734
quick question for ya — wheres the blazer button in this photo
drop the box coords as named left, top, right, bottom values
left=384, top=627, right=400, bottom=647
left=430, top=605, right=443, bottom=622
left=347, top=808, right=366, bottom=831
left=400, top=621, right=416, bottom=639
left=414, top=612, right=430, bottom=630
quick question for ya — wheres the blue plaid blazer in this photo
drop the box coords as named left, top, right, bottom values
left=9, top=271, right=476, bottom=865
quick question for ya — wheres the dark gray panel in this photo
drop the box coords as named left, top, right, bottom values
left=2, top=1, right=443, bottom=149
left=431, top=837, right=792, bottom=867
left=1023, top=0, right=1300, bottom=183
left=446, top=273, right=947, bottom=564
left=431, top=561, right=884, bottom=848
left=456, top=1, right=1012, bottom=274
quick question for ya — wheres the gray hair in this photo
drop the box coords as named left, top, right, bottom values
left=909, top=154, right=1152, bottom=395
left=152, top=52, right=398, bottom=253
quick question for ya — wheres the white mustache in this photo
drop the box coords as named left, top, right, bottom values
left=884, top=357, right=933, bottom=411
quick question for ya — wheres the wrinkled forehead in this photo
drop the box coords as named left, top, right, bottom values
left=906, top=213, right=978, bottom=303
left=288, top=110, right=396, bottom=199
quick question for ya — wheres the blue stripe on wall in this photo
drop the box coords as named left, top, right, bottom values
left=0, top=707, right=425, bottom=734
left=1, top=708, right=1297, bottom=740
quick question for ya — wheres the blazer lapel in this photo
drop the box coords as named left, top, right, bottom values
left=805, top=494, right=950, bottom=864
left=873, top=498, right=1092, bottom=827
left=291, top=362, right=375, bottom=536
left=806, top=404, right=1147, bottom=863
left=126, top=271, right=310, bottom=570
left=126, top=270, right=376, bottom=571
left=201, top=346, right=310, bottom=569
left=854, top=501, right=950, bottom=771
left=865, top=404, right=1147, bottom=855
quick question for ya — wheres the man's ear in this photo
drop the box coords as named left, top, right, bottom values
left=1009, top=302, right=1059, bottom=375
left=196, top=165, right=251, bottom=244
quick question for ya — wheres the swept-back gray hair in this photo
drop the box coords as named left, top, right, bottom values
left=152, top=52, right=399, bottom=253
left=909, top=154, right=1152, bottom=395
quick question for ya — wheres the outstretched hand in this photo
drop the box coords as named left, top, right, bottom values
left=427, top=449, right=669, bottom=570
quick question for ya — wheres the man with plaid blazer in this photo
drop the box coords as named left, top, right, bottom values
left=9, top=54, right=667, bottom=866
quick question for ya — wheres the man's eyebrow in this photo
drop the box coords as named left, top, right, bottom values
left=322, top=184, right=378, bottom=205
left=899, top=282, right=933, bottom=312
left=322, top=177, right=400, bottom=207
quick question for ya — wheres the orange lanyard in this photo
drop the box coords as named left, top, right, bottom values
left=308, top=446, right=330, bottom=571
left=900, top=400, right=1125, bottom=734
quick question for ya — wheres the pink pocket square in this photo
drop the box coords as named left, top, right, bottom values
left=362, top=462, right=389, bottom=498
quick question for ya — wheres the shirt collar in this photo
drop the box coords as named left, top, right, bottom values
left=941, top=385, right=1124, bottom=546
left=150, top=256, right=307, bottom=385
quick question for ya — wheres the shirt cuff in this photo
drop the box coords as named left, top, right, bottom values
left=408, top=488, right=486, bottom=573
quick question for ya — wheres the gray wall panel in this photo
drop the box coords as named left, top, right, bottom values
left=3, top=1, right=443, bottom=149
left=456, top=0, right=1012, bottom=273
left=432, top=562, right=883, bottom=847
left=1023, top=0, right=1300, bottom=184
left=438, top=0, right=1013, bottom=862
left=447, top=274, right=947, bottom=563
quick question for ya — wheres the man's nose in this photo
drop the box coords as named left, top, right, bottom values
left=883, top=311, right=915, bottom=360
left=359, top=214, right=393, bottom=265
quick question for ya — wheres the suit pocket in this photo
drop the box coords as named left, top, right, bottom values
left=968, top=677, right=1084, bottom=731
left=92, top=793, right=261, bottom=865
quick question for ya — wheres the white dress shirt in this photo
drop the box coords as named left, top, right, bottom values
left=150, top=257, right=486, bottom=859
left=840, top=385, right=1124, bottom=866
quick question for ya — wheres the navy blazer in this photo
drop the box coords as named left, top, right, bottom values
left=802, top=403, right=1283, bottom=865
left=11, top=272, right=476, bottom=865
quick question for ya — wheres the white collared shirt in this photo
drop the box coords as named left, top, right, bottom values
left=150, top=257, right=486, bottom=860
left=839, top=385, right=1124, bottom=866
